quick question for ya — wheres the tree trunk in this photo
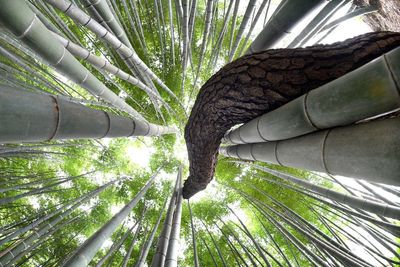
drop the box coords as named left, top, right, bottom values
left=183, top=31, right=400, bottom=199
left=354, top=0, right=400, bottom=32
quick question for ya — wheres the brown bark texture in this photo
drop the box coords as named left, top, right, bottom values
left=183, top=31, right=400, bottom=199
left=354, top=0, right=400, bottom=32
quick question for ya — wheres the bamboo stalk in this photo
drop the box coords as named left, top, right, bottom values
left=236, top=187, right=369, bottom=267
left=188, top=200, right=199, bottom=267
left=251, top=164, right=400, bottom=220
left=135, top=195, right=169, bottom=267
left=246, top=0, right=326, bottom=53
left=319, top=5, right=378, bottom=34
left=52, top=33, right=174, bottom=113
left=0, top=0, right=145, bottom=120
left=223, top=47, right=400, bottom=144
left=43, top=0, right=181, bottom=107
left=86, top=0, right=131, bottom=47
left=0, top=85, right=174, bottom=144
left=237, top=0, right=271, bottom=57
left=62, top=169, right=160, bottom=267
left=150, top=168, right=181, bottom=267
left=95, top=224, right=134, bottom=267
left=121, top=207, right=147, bottom=267
left=189, top=0, right=214, bottom=102
left=221, top=116, right=400, bottom=186
left=0, top=180, right=112, bottom=266
left=229, top=0, right=257, bottom=61
left=164, top=165, right=183, bottom=267
left=287, top=0, right=346, bottom=48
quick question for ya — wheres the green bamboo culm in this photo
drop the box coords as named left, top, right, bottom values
left=249, top=163, right=400, bottom=220
left=246, top=0, right=326, bottom=53
left=0, top=180, right=115, bottom=266
left=164, top=166, right=183, bottom=267
left=52, top=32, right=174, bottom=112
left=150, top=171, right=180, bottom=267
left=85, top=0, right=131, bottom=47
left=0, top=0, right=144, bottom=120
left=134, top=195, right=169, bottom=267
left=0, top=86, right=174, bottom=144
left=318, top=5, right=378, bottom=34
left=221, top=117, right=400, bottom=186
left=188, top=200, right=200, bottom=267
left=43, top=0, right=181, bottom=107
left=223, top=46, right=400, bottom=144
left=229, top=0, right=257, bottom=61
left=62, top=170, right=160, bottom=267
left=287, top=0, right=347, bottom=48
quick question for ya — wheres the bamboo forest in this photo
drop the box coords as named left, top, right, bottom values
left=1, top=0, right=400, bottom=266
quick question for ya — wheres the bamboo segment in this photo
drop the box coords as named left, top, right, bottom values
left=0, top=86, right=174, bottom=144
left=246, top=0, right=326, bottom=53
left=80, top=0, right=113, bottom=32
left=94, top=225, right=134, bottom=267
left=122, top=208, right=147, bottom=267
left=86, top=0, right=131, bottom=47
left=52, top=33, right=171, bottom=108
left=237, top=0, right=271, bottom=57
left=251, top=164, right=400, bottom=220
left=287, top=0, right=346, bottom=48
left=228, top=0, right=257, bottom=61
left=0, top=181, right=113, bottom=266
left=43, top=0, right=179, bottom=104
left=191, top=0, right=214, bottom=99
left=165, top=166, right=183, bottom=267
left=167, top=0, right=176, bottom=65
left=319, top=5, right=378, bottom=33
left=220, top=117, right=400, bottom=186
left=135, top=196, right=169, bottom=267
left=150, top=169, right=181, bottom=267
left=223, top=47, right=400, bottom=144
left=188, top=200, right=199, bottom=267
left=0, top=0, right=144, bottom=120
left=62, top=170, right=159, bottom=267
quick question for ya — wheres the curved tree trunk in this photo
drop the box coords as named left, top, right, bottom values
left=183, top=31, right=400, bottom=199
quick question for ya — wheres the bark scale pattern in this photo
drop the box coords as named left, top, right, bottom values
left=184, top=31, right=400, bottom=199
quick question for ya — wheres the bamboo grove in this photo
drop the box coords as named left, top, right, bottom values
left=0, top=0, right=399, bottom=266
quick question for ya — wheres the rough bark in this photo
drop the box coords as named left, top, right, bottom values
left=183, top=31, right=400, bottom=199
left=354, top=0, right=400, bottom=32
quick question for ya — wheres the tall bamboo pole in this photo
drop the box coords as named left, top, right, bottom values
left=43, top=0, right=180, bottom=106
left=0, top=85, right=174, bottom=144
left=228, top=0, right=257, bottom=61
left=250, top=164, right=400, bottom=220
left=0, top=180, right=113, bottom=266
left=135, top=195, right=169, bottom=267
left=86, top=0, right=131, bottom=47
left=246, top=0, right=326, bottom=53
left=150, top=167, right=181, bottom=267
left=52, top=33, right=174, bottom=114
left=62, top=169, right=160, bottom=267
left=288, top=0, right=347, bottom=48
left=121, top=207, right=147, bottom=267
left=164, top=165, right=183, bottom=267
left=0, top=0, right=144, bottom=120
left=223, top=47, right=400, bottom=144
left=221, top=117, right=400, bottom=186
left=188, top=200, right=200, bottom=267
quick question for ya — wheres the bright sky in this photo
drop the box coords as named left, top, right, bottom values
left=126, top=143, right=154, bottom=169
